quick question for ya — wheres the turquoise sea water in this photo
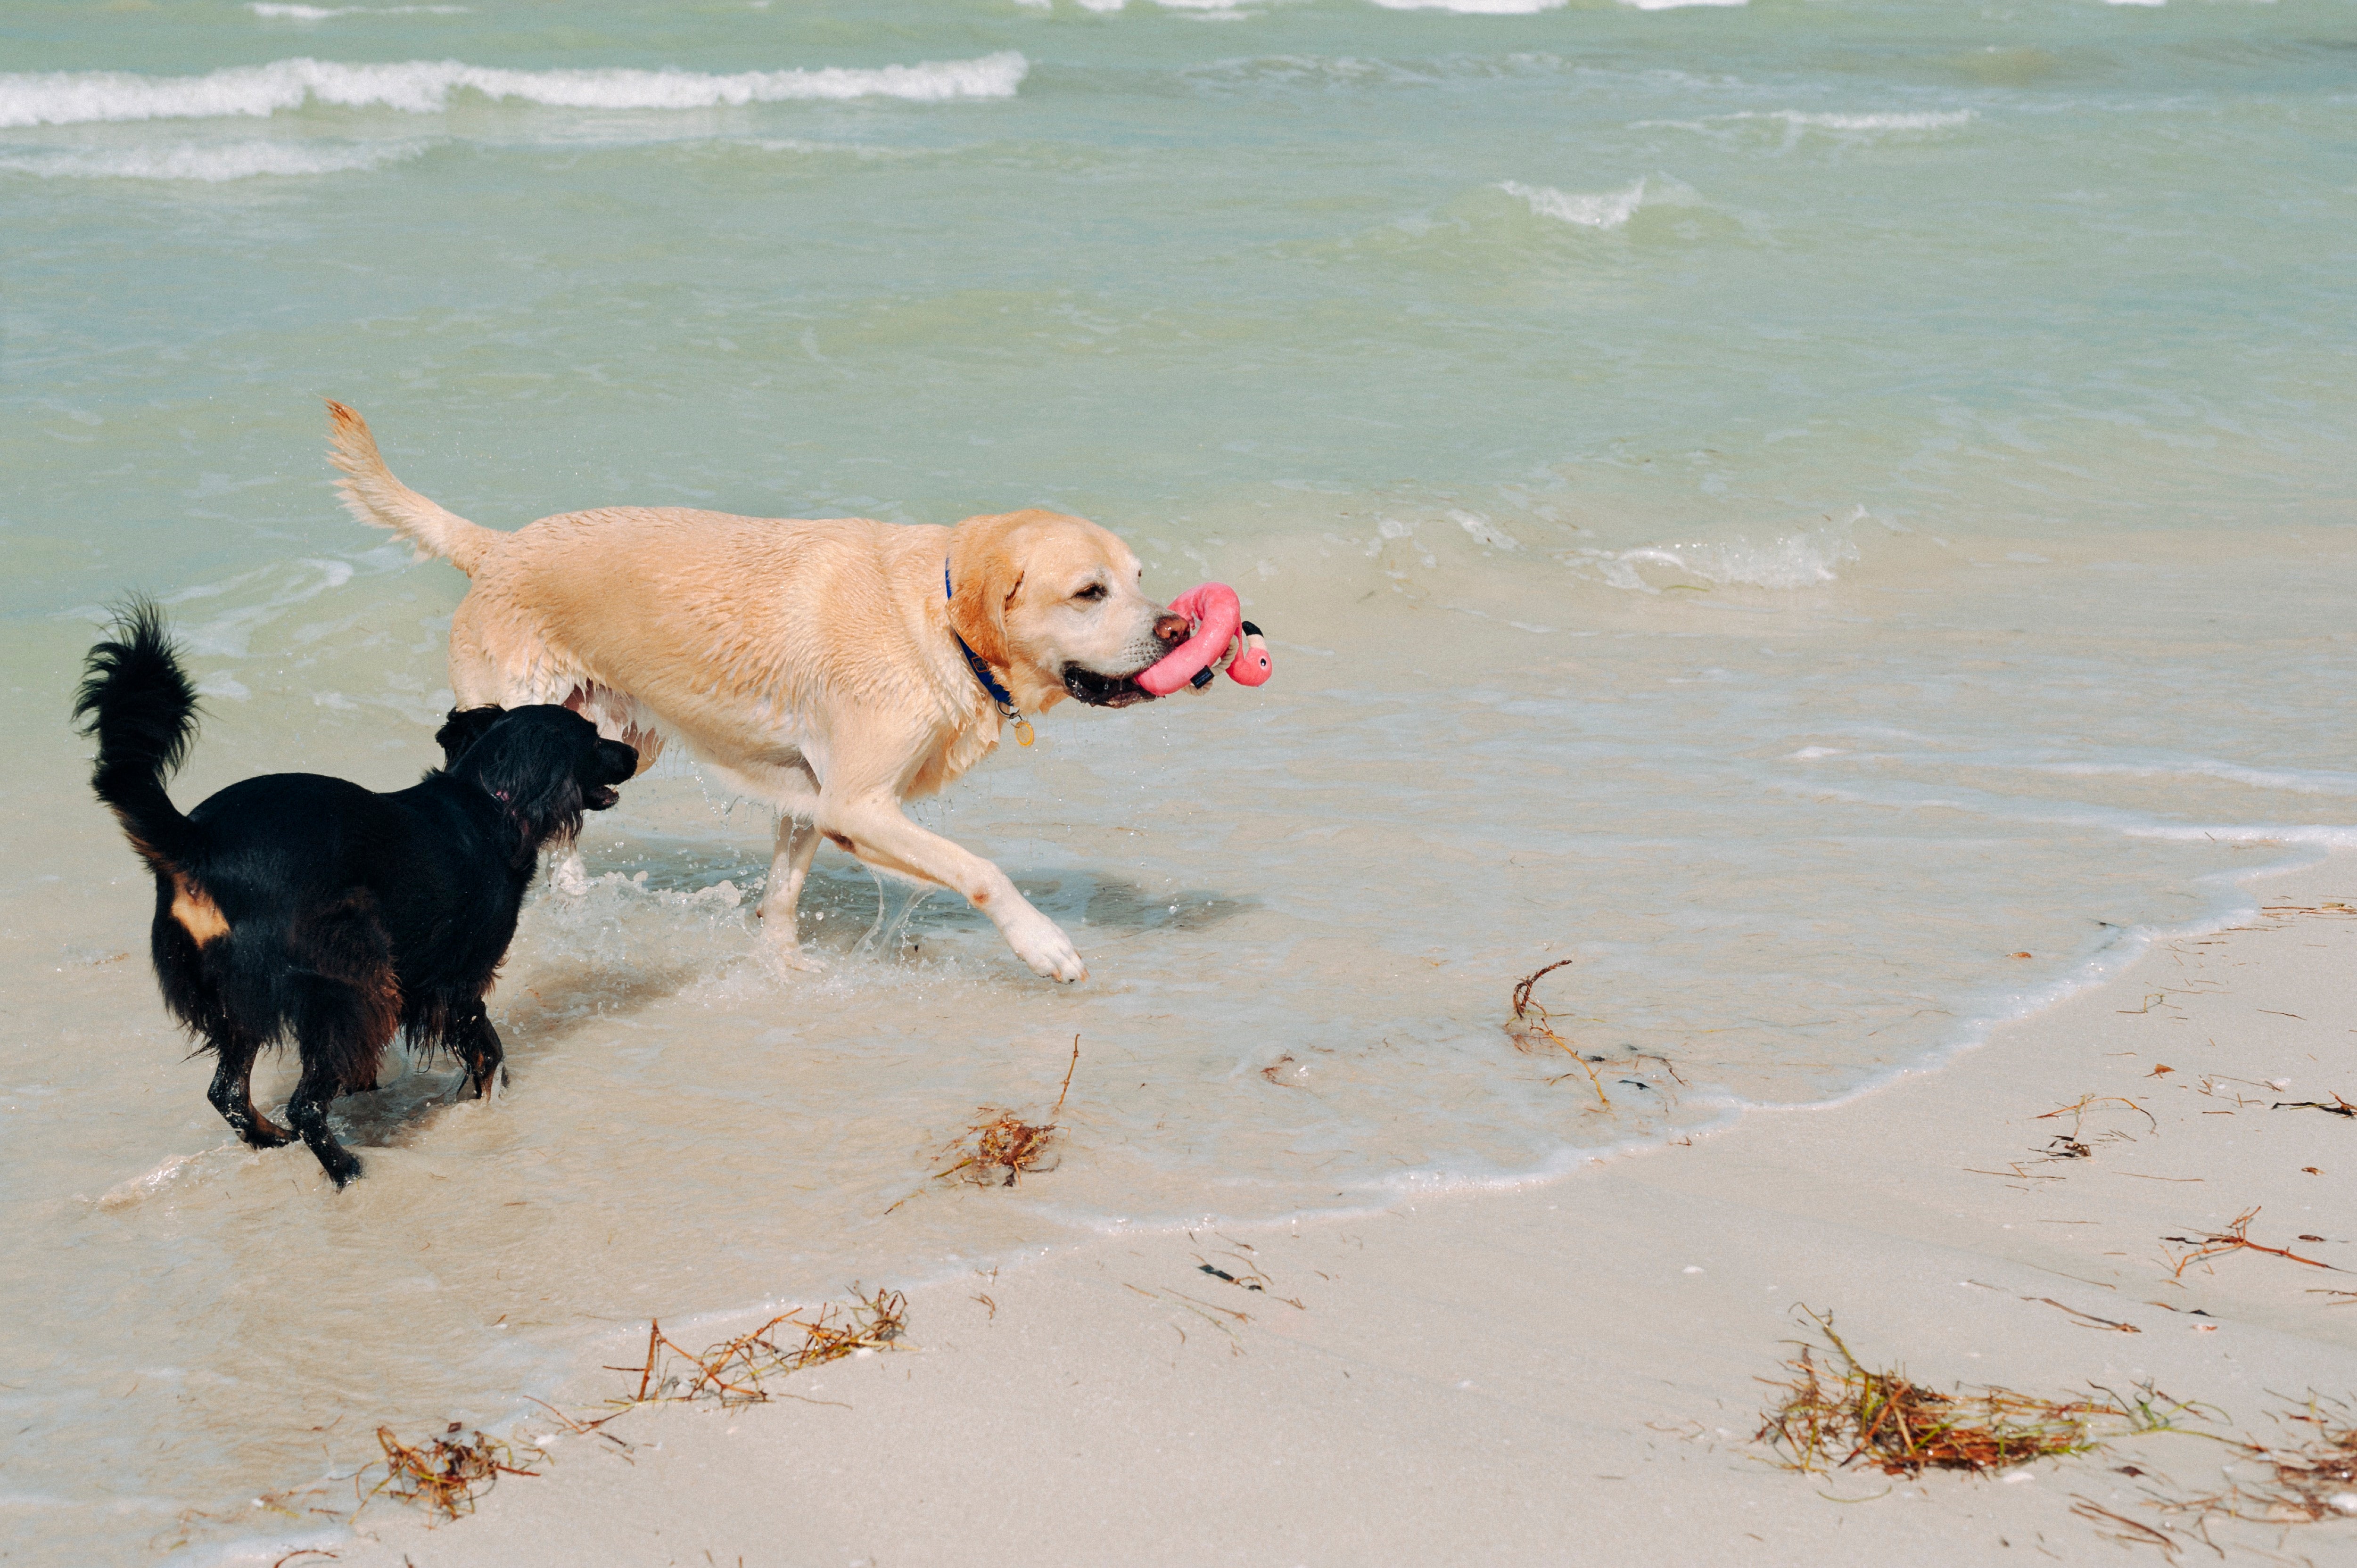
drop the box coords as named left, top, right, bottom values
left=4, top=1, right=2354, bottom=1560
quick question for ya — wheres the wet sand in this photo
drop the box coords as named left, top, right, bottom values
left=315, top=854, right=2357, bottom=1567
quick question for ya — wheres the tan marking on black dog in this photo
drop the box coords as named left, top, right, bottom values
left=169, top=875, right=229, bottom=944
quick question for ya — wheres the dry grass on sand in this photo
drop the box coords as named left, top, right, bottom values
left=357, top=1288, right=909, bottom=1525
left=602, top=1287, right=911, bottom=1412
left=1754, top=1308, right=2194, bottom=1478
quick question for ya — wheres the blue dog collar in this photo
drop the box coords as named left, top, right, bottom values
left=945, top=559, right=1034, bottom=747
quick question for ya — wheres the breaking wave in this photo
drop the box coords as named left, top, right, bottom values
left=0, top=138, right=429, bottom=181
left=0, top=52, right=1028, bottom=129
left=1639, top=108, right=1975, bottom=143
left=1500, top=177, right=1647, bottom=230
left=1367, top=0, right=1568, bottom=13
left=1757, top=109, right=1975, bottom=132
left=1019, top=0, right=1266, bottom=11
left=1570, top=528, right=1861, bottom=592
left=250, top=3, right=472, bottom=17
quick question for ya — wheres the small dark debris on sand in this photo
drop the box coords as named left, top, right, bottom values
left=2274, top=1093, right=2357, bottom=1119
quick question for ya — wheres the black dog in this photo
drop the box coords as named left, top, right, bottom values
left=74, top=601, right=638, bottom=1186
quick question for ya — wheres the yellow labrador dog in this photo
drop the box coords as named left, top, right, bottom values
left=326, top=402, right=1186, bottom=983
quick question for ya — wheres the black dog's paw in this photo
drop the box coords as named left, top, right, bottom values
left=227, top=1110, right=296, bottom=1150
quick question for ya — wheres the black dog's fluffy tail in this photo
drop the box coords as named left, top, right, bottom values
left=74, top=598, right=203, bottom=870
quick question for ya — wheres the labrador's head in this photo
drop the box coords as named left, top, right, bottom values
left=946, top=509, right=1188, bottom=713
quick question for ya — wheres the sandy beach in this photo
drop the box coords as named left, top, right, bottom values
left=307, top=856, right=2357, bottom=1567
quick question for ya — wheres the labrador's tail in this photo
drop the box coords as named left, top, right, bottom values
left=325, top=400, right=501, bottom=575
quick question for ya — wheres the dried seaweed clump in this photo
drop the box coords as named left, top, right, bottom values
left=2176, top=1397, right=2357, bottom=1526
left=936, top=1035, right=1079, bottom=1187
left=1756, top=1309, right=2160, bottom=1476
left=365, top=1424, right=539, bottom=1519
left=940, top=1110, right=1060, bottom=1186
left=612, top=1286, right=909, bottom=1410
left=2258, top=1408, right=2357, bottom=1521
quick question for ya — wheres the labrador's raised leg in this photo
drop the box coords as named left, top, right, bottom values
left=816, top=786, right=1085, bottom=984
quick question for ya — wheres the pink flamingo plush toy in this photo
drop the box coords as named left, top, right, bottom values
left=1136, top=583, right=1273, bottom=697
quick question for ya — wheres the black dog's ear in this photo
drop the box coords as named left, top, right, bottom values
left=450, top=709, right=591, bottom=860
left=434, top=706, right=508, bottom=769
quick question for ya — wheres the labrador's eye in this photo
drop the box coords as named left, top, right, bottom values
left=1074, top=583, right=1107, bottom=602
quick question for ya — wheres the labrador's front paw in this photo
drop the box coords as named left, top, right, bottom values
left=1008, top=916, right=1087, bottom=984
left=754, top=902, right=826, bottom=972
left=762, top=940, right=826, bottom=975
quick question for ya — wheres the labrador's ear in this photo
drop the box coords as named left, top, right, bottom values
left=945, top=510, right=1039, bottom=672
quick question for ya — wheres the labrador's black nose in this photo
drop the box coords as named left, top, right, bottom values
left=1152, top=613, right=1191, bottom=647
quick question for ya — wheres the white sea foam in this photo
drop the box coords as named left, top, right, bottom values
left=1572, top=528, right=1860, bottom=592
left=2027, top=760, right=2357, bottom=797
left=1640, top=108, right=1973, bottom=139
left=0, top=52, right=1029, bottom=130
left=251, top=3, right=471, bottom=17
left=0, top=138, right=427, bottom=181
left=1620, top=0, right=1747, bottom=9
left=1019, top=0, right=1260, bottom=9
left=1368, top=0, right=1568, bottom=14
left=1764, top=109, right=1973, bottom=132
left=93, top=1151, right=213, bottom=1210
left=1453, top=510, right=1519, bottom=550
left=1500, top=177, right=1646, bottom=230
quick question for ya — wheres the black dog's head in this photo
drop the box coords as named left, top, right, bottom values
left=434, top=705, right=511, bottom=769
left=448, top=706, right=638, bottom=858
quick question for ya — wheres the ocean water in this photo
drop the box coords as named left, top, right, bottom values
left=5, top=0, right=2355, bottom=1560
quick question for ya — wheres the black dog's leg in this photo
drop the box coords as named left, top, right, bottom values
left=279, top=899, right=398, bottom=1187
left=286, top=1061, right=363, bottom=1188
left=452, top=1002, right=505, bottom=1099
left=282, top=969, right=391, bottom=1189
left=204, top=1030, right=292, bottom=1148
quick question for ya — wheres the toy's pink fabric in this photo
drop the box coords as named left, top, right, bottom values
left=1136, top=583, right=1244, bottom=696
left=1227, top=631, right=1272, bottom=687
